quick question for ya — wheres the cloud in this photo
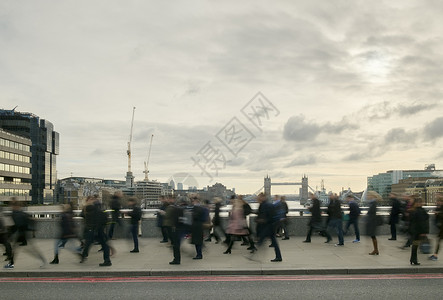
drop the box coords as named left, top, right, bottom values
left=283, top=115, right=357, bottom=142
left=283, top=115, right=321, bottom=142
left=384, top=128, right=418, bottom=144
left=360, top=101, right=437, bottom=120
left=424, top=117, right=443, bottom=140
left=285, top=155, right=317, bottom=167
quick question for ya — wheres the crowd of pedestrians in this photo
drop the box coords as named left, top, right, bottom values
left=1, top=191, right=442, bottom=269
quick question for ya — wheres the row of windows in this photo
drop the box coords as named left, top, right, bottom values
left=0, top=163, right=30, bottom=174
left=0, top=138, right=31, bottom=152
left=0, top=188, right=30, bottom=197
left=0, top=177, right=31, bottom=186
left=0, top=150, right=31, bottom=163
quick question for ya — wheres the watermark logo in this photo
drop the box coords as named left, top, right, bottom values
left=191, top=92, right=279, bottom=182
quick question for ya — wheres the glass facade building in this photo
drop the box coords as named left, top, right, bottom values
left=0, top=109, right=59, bottom=204
left=0, top=129, right=32, bottom=203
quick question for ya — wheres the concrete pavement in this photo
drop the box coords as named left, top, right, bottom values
left=1, top=235, right=442, bottom=277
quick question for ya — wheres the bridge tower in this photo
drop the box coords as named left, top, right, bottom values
left=264, top=175, right=271, bottom=198
left=300, top=175, right=309, bottom=205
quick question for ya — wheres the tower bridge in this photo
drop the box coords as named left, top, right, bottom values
left=263, top=175, right=309, bottom=204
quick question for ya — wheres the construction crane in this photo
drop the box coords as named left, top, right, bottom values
left=125, top=107, right=136, bottom=188
left=143, top=134, right=154, bottom=181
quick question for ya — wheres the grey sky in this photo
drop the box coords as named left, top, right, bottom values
left=1, top=0, right=442, bottom=194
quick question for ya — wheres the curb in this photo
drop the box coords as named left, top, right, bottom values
left=2, top=267, right=443, bottom=278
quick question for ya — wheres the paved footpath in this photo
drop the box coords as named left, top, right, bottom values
left=1, top=235, right=442, bottom=277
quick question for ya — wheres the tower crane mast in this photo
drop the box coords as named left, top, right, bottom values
left=144, top=134, right=154, bottom=181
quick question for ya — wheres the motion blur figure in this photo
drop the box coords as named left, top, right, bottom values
left=303, top=193, right=331, bottom=243
left=50, top=203, right=80, bottom=264
left=210, top=197, right=225, bottom=244
left=156, top=196, right=169, bottom=243
left=127, top=197, right=142, bottom=253
left=366, top=191, right=382, bottom=255
left=429, top=193, right=443, bottom=261
left=189, top=195, right=208, bottom=260
left=80, top=196, right=112, bottom=267
left=108, top=191, right=123, bottom=240
left=327, top=194, right=344, bottom=246
left=408, top=196, right=429, bottom=265
left=223, top=197, right=250, bottom=254
left=5, top=198, right=46, bottom=269
left=1, top=207, right=13, bottom=268
left=253, top=193, right=282, bottom=262
left=388, top=192, right=402, bottom=241
left=344, top=195, right=361, bottom=243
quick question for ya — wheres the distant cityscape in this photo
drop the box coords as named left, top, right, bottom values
left=1, top=108, right=442, bottom=207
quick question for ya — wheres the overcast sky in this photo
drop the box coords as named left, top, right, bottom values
left=1, top=0, right=442, bottom=195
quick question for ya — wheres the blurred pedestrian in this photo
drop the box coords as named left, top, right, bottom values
left=408, top=196, right=429, bottom=265
left=252, top=193, right=282, bottom=262
left=49, top=203, right=81, bottom=264
left=1, top=207, right=13, bottom=269
left=190, top=195, right=208, bottom=260
left=303, top=193, right=331, bottom=243
left=344, top=195, right=361, bottom=243
left=5, top=198, right=46, bottom=269
left=127, top=198, right=142, bottom=253
left=223, top=198, right=250, bottom=254
left=108, top=191, right=123, bottom=240
left=327, top=194, right=344, bottom=247
left=210, top=197, right=225, bottom=244
left=366, top=191, right=382, bottom=255
left=429, top=193, right=443, bottom=261
left=275, top=195, right=290, bottom=240
left=400, top=194, right=415, bottom=249
left=388, top=192, right=402, bottom=241
left=168, top=198, right=185, bottom=265
left=80, top=196, right=112, bottom=267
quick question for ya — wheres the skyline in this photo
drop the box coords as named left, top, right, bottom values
left=1, top=1, right=442, bottom=194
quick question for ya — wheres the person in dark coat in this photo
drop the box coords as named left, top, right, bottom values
left=50, top=203, right=80, bottom=264
left=108, top=192, right=123, bottom=240
left=210, top=197, right=225, bottom=244
left=366, top=191, right=382, bottom=255
left=303, top=193, right=331, bottom=243
left=156, top=196, right=169, bottom=243
left=252, top=193, right=282, bottom=262
left=429, top=193, right=443, bottom=261
left=326, top=194, right=344, bottom=246
left=408, top=196, right=429, bottom=265
left=80, top=196, right=112, bottom=267
left=127, top=198, right=142, bottom=253
left=388, top=193, right=402, bottom=241
left=190, top=195, right=208, bottom=260
left=168, top=198, right=185, bottom=265
left=344, top=195, right=361, bottom=243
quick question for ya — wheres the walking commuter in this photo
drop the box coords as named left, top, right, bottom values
left=366, top=191, right=382, bottom=255
left=252, top=193, right=282, bottom=262
left=408, top=196, right=429, bottom=265
left=388, top=192, right=402, bottom=241
left=189, top=195, right=208, bottom=260
left=344, top=195, right=361, bottom=243
left=239, top=196, right=256, bottom=250
left=1, top=207, right=13, bottom=269
left=50, top=203, right=81, bottom=264
left=127, top=198, right=142, bottom=253
left=400, top=194, right=415, bottom=249
left=157, top=196, right=169, bottom=243
left=108, top=192, right=123, bottom=240
left=327, top=194, right=344, bottom=246
left=274, top=195, right=290, bottom=240
left=169, top=198, right=185, bottom=265
left=80, top=196, right=112, bottom=267
left=5, top=198, right=47, bottom=269
left=223, top=198, right=250, bottom=254
left=429, top=193, right=443, bottom=261
left=210, top=197, right=225, bottom=244
left=303, top=193, right=331, bottom=243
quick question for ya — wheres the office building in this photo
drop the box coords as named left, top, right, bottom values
left=0, top=109, right=59, bottom=204
left=0, top=129, right=32, bottom=203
